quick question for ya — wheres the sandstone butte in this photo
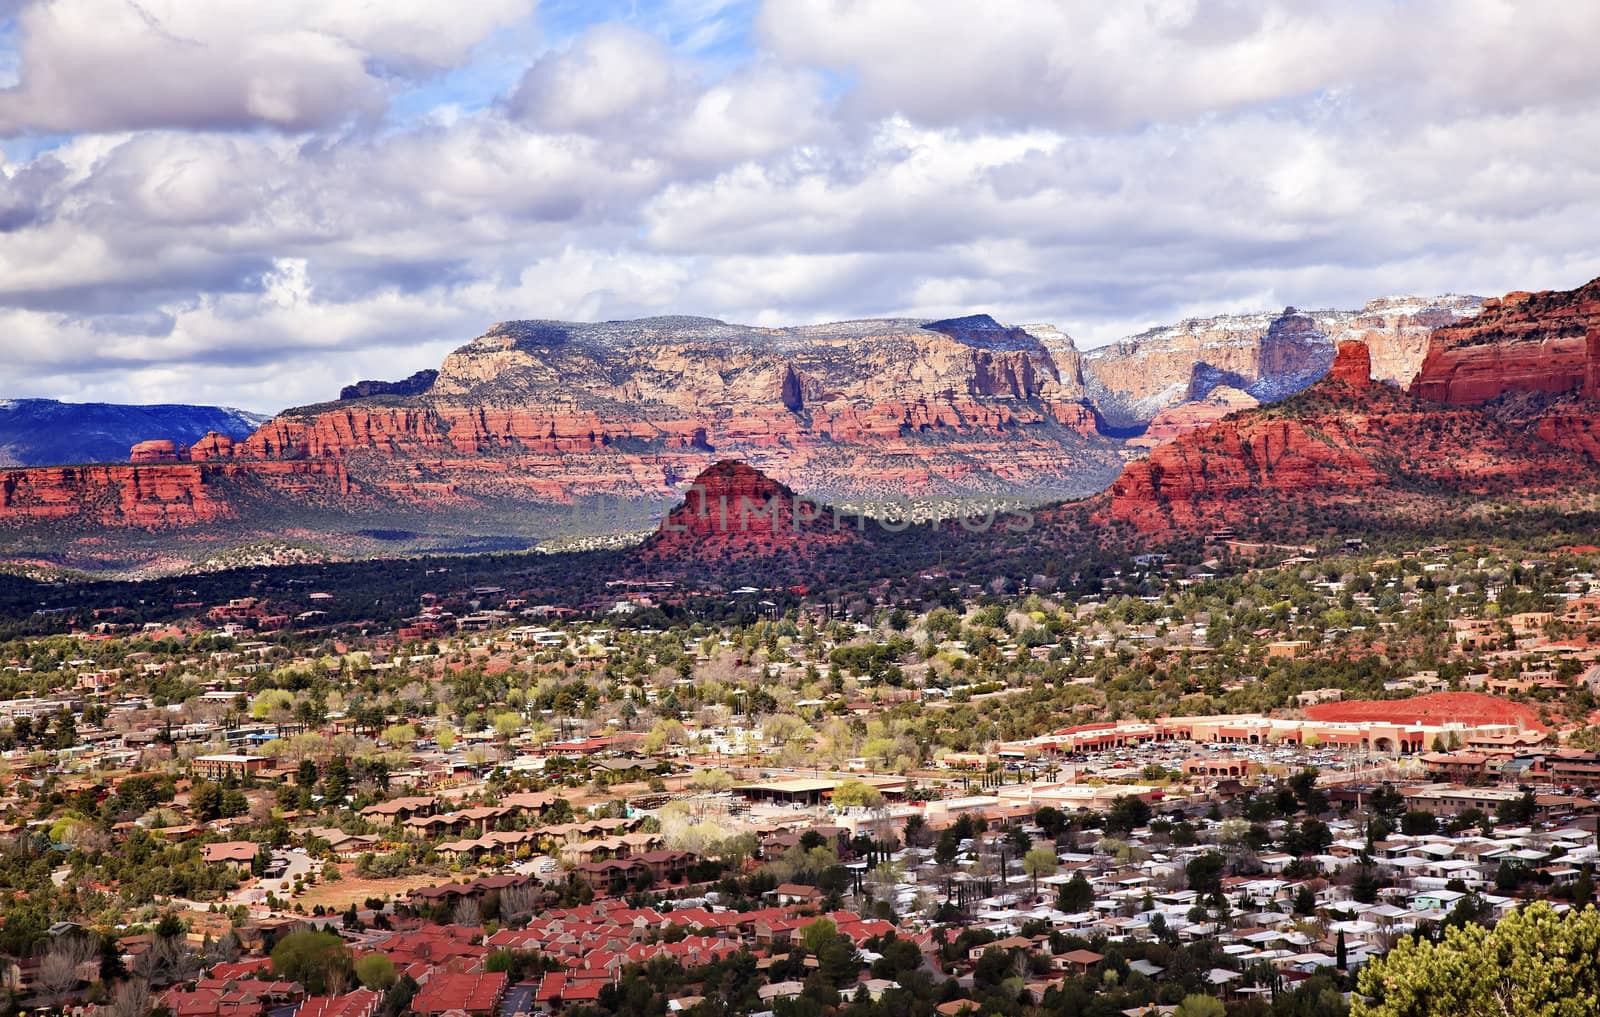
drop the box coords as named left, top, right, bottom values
left=0, top=460, right=350, bottom=528
left=0, top=314, right=1127, bottom=531
left=1102, top=276, right=1600, bottom=535
left=1081, top=295, right=1481, bottom=428
left=0, top=291, right=1563, bottom=536
left=230, top=314, right=1121, bottom=505
left=637, top=460, right=857, bottom=562
left=1409, top=277, right=1600, bottom=405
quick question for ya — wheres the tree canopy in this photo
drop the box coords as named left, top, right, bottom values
left=1355, top=903, right=1600, bottom=1017
left=271, top=930, right=353, bottom=995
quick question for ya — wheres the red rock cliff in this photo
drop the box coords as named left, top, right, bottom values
left=1083, top=296, right=1480, bottom=427
left=1104, top=339, right=1594, bottom=534
left=226, top=315, right=1123, bottom=506
left=129, top=439, right=183, bottom=463
left=1, top=314, right=1132, bottom=541
left=1410, top=278, right=1600, bottom=405
left=640, top=460, right=855, bottom=561
left=0, top=460, right=351, bottom=527
left=1329, top=340, right=1373, bottom=390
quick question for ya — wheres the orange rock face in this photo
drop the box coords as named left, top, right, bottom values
left=1124, top=387, right=1259, bottom=450
left=2, top=315, right=1131, bottom=536
left=129, top=439, right=183, bottom=463
left=1107, top=279, right=1600, bottom=536
left=1329, top=340, right=1373, bottom=390
left=227, top=315, right=1126, bottom=507
left=0, top=460, right=350, bottom=527
left=1106, top=407, right=1385, bottom=532
left=1103, top=336, right=1599, bottom=534
left=1083, top=296, right=1480, bottom=427
left=187, top=432, right=236, bottom=460
left=18, top=288, right=1596, bottom=550
left=1348, top=296, right=1481, bottom=389
left=640, top=460, right=856, bottom=561
left=1410, top=279, right=1600, bottom=405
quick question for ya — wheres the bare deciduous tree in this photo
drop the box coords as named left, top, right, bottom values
left=324, top=955, right=351, bottom=997
left=130, top=937, right=200, bottom=987
left=103, top=978, right=154, bottom=1017
left=498, top=885, right=539, bottom=925
left=451, top=897, right=482, bottom=928
left=38, top=934, right=98, bottom=1002
left=203, top=931, right=242, bottom=966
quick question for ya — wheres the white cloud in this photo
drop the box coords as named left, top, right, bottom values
left=0, top=0, right=535, bottom=134
left=506, top=22, right=831, bottom=168
left=1, top=0, right=1599, bottom=410
left=506, top=23, right=678, bottom=132
left=668, top=62, right=830, bottom=163
left=757, top=0, right=1600, bottom=129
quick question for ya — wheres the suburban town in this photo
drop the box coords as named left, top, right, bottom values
left=4, top=538, right=1600, bottom=1017
left=5, top=3, right=1600, bottom=1016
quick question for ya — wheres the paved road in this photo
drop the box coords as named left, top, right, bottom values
left=268, top=850, right=318, bottom=893
left=228, top=849, right=318, bottom=905
left=502, top=984, right=536, bottom=1017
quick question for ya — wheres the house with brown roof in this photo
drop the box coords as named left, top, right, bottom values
left=201, top=841, right=260, bottom=872
left=636, top=849, right=693, bottom=885
left=772, top=883, right=824, bottom=906
left=360, top=796, right=439, bottom=824
left=1057, top=949, right=1106, bottom=975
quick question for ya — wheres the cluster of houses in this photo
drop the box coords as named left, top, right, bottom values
left=152, top=896, right=907, bottom=1017
left=15, top=545, right=1600, bottom=1014
left=137, top=785, right=1600, bottom=1017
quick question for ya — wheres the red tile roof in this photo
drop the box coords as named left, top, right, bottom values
left=412, top=972, right=507, bottom=1017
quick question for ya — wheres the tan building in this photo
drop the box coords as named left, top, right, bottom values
left=201, top=840, right=260, bottom=871
left=192, top=753, right=272, bottom=780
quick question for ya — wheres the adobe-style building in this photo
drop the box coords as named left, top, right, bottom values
left=193, top=754, right=273, bottom=781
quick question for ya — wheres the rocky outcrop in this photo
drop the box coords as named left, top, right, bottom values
left=0, top=313, right=1135, bottom=561
left=1124, top=387, right=1258, bottom=449
left=1084, top=296, right=1481, bottom=428
left=1106, top=406, right=1385, bottom=533
left=639, top=460, right=855, bottom=561
left=339, top=369, right=439, bottom=401
left=0, top=460, right=350, bottom=527
left=1348, top=296, right=1481, bottom=390
left=1084, top=308, right=1326, bottom=428
left=3, top=290, right=1560, bottom=569
left=1410, top=280, right=1600, bottom=405
left=129, top=439, right=183, bottom=463
left=230, top=314, right=1122, bottom=505
left=1328, top=340, right=1373, bottom=390
left=187, top=432, right=236, bottom=460
left=1103, top=328, right=1600, bottom=535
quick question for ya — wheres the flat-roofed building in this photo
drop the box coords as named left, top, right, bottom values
left=192, top=753, right=272, bottom=781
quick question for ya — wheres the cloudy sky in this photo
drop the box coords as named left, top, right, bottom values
left=2, top=0, right=1599, bottom=411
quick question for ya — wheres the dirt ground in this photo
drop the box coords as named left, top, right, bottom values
left=291, top=866, right=444, bottom=910
left=1305, top=691, right=1546, bottom=730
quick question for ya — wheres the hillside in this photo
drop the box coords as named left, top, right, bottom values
left=0, top=286, right=1582, bottom=576
left=636, top=459, right=860, bottom=564
left=1082, top=295, right=1481, bottom=429
left=1101, top=277, right=1600, bottom=537
left=0, top=314, right=1121, bottom=575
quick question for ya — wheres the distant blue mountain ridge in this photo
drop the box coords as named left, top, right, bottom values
left=0, top=399, right=269, bottom=467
